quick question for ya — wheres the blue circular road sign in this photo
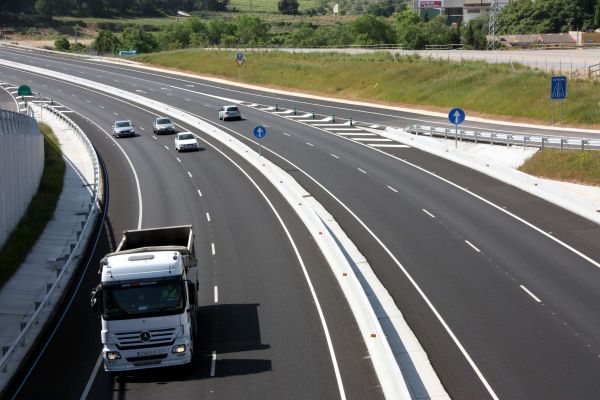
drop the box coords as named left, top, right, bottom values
left=448, top=108, right=465, bottom=125
left=253, top=125, right=267, bottom=139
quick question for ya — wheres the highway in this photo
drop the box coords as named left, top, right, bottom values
left=0, top=52, right=382, bottom=400
left=2, top=46, right=600, bottom=399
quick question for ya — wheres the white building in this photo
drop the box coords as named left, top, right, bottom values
left=413, top=0, right=510, bottom=24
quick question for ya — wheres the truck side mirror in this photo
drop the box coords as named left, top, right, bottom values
left=182, top=255, right=197, bottom=268
left=186, top=281, right=196, bottom=305
left=90, top=285, right=103, bottom=316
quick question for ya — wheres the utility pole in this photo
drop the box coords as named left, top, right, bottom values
left=487, top=0, right=498, bottom=50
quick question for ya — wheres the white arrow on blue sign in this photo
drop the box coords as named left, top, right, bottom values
left=448, top=108, right=465, bottom=125
left=253, top=125, right=267, bottom=139
left=551, top=76, right=567, bottom=99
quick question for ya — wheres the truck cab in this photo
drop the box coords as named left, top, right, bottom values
left=91, top=226, right=198, bottom=373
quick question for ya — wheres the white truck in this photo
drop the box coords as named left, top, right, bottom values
left=91, top=225, right=198, bottom=374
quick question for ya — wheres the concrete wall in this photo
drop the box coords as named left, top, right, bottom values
left=0, top=109, right=44, bottom=248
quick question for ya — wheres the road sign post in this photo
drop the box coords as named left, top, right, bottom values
left=448, top=107, right=465, bottom=148
left=253, top=125, right=267, bottom=156
left=236, top=52, right=244, bottom=81
left=550, top=76, right=567, bottom=125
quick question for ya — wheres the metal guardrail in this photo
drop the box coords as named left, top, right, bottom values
left=0, top=103, right=100, bottom=375
left=407, top=124, right=600, bottom=151
left=425, top=44, right=464, bottom=50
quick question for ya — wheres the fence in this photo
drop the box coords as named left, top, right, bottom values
left=407, top=124, right=600, bottom=151
left=0, top=103, right=100, bottom=385
left=0, top=109, right=44, bottom=247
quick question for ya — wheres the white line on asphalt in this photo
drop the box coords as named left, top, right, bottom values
left=211, top=243, right=215, bottom=255
left=86, top=99, right=90, bottom=103
left=387, top=185, right=398, bottom=193
left=306, top=142, right=314, bottom=147
left=164, top=145, right=169, bottom=150
left=79, top=353, right=102, bottom=400
left=210, top=351, right=217, bottom=376
left=520, top=285, right=542, bottom=303
left=187, top=171, right=193, bottom=178
left=176, top=157, right=181, bottom=163
left=197, top=189, right=203, bottom=197
left=206, top=212, right=211, bottom=222
left=214, top=286, right=218, bottom=303
left=112, top=112, right=118, bottom=116
left=357, top=168, right=367, bottom=174
left=98, top=105, right=104, bottom=109
left=330, top=153, right=340, bottom=159
left=72, top=94, right=77, bottom=98
left=152, top=136, right=157, bottom=140
left=140, top=126, right=144, bottom=131
left=283, top=132, right=290, bottom=136
left=185, top=98, right=191, bottom=101
left=465, top=240, right=481, bottom=253
left=422, top=209, right=435, bottom=218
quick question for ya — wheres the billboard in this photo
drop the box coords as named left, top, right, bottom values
left=419, top=0, right=442, bottom=7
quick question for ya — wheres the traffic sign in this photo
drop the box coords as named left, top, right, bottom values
left=17, top=85, right=32, bottom=96
left=551, top=76, right=567, bottom=99
left=253, top=125, right=267, bottom=139
left=236, top=52, right=245, bottom=67
left=448, top=108, right=465, bottom=125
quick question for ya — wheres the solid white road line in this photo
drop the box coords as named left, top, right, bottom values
left=79, top=353, right=103, bottom=400
left=520, top=285, right=542, bottom=303
left=465, top=240, right=481, bottom=253
left=422, top=209, right=435, bottom=218
left=352, top=138, right=393, bottom=142
left=387, top=185, right=398, bottom=193
left=210, top=351, right=217, bottom=377
left=370, top=144, right=411, bottom=148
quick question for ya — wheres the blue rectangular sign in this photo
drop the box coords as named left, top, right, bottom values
left=551, top=76, right=567, bottom=99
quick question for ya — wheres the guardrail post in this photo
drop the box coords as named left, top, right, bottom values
left=275, top=103, right=279, bottom=111
left=293, top=107, right=297, bottom=115
left=349, top=117, right=352, bottom=126
left=523, top=136, right=529, bottom=150
left=491, top=133, right=495, bottom=145
left=312, top=111, right=315, bottom=119
left=430, top=126, right=434, bottom=137
left=506, top=134, right=512, bottom=147
left=474, top=130, right=478, bottom=143
left=582, top=139, right=588, bottom=151
left=444, top=128, right=449, bottom=139
left=332, top=114, right=335, bottom=123
left=560, top=138, right=566, bottom=150
left=541, top=137, right=547, bottom=150
left=460, top=130, right=464, bottom=142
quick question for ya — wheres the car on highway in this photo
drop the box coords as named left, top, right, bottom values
left=153, top=117, right=176, bottom=134
left=218, top=105, right=242, bottom=121
left=174, top=132, right=199, bottom=152
left=112, top=120, right=135, bottom=138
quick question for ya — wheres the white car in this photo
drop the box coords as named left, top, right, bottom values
left=153, top=117, right=175, bottom=134
left=174, top=132, right=199, bottom=152
left=112, top=120, right=135, bottom=138
left=218, top=105, right=242, bottom=121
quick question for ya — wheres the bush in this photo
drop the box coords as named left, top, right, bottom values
left=54, top=36, right=71, bottom=51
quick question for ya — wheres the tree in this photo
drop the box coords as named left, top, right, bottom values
left=350, top=14, right=395, bottom=45
left=35, top=0, right=55, bottom=18
left=278, top=0, right=299, bottom=15
left=54, top=36, right=71, bottom=51
left=120, top=25, right=157, bottom=53
left=235, top=16, right=271, bottom=45
left=498, top=0, right=582, bottom=34
left=92, top=30, right=121, bottom=54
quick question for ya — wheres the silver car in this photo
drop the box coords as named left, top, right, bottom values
left=218, top=105, right=241, bottom=121
left=112, top=120, right=135, bottom=138
left=153, top=117, right=175, bottom=134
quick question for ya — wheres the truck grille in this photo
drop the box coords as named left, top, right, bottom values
left=126, top=354, right=169, bottom=366
left=115, top=328, right=177, bottom=350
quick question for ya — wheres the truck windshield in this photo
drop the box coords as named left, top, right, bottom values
left=102, top=278, right=185, bottom=320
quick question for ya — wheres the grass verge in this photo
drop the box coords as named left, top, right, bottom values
left=519, top=148, right=600, bottom=186
left=137, top=49, right=600, bottom=126
left=0, top=123, right=65, bottom=289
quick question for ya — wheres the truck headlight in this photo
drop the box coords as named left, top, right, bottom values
left=172, top=344, right=186, bottom=354
left=106, top=351, right=121, bottom=360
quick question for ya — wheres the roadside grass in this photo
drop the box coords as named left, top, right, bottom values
left=0, top=123, right=65, bottom=289
left=54, top=16, right=177, bottom=27
left=137, top=49, right=600, bottom=126
left=519, top=149, right=600, bottom=186
left=228, top=0, right=321, bottom=13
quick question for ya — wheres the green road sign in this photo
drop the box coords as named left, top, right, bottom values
left=17, top=85, right=32, bottom=96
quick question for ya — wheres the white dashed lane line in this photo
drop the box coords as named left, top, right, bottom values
left=197, top=189, right=203, bottom=197
left=99, top=105, right=104, bottom=109
left=330, top=154, right=340, bottom=159
left=140, top=126, right=145, bottom=131
left=387, top=185, right=398, bottom=193
left=206, top=212, right=211, bottom=222
left=211, top=243, right=216, bottom=255
left=214, top=286, right=218, bottom=303
left=357, top=168, right=367, bottom=174
left=306, top=142, right=314, bottom=147
left=187, top=171, right=193, bottom=178
left=283, top=132, right=290, bottom=136
left=164, top=145, right=169, bottom=150
left=152, top=136, right=157, bottom=140
left=465, top=240, right=481, bottom=253
left=520, top=285, right=542, bottom=303
left=422, top=209, right=435, bottom=218
left=113, top=112, right=118, bottom=116
left=176, top=157, right=181, bottom=163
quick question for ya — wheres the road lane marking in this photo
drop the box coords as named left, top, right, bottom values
left=330, top=153, right=339, bottom=159
left=206, top=212, right=211, bottom=222
left=357, top=168, right=367, bottom=174
left=197, top=189, right=203, bottom=197
left=164, top=145, right=169, bottom=150
left=210, top=351, right=217, bottom=376
left=140, top=126, right=144, bottom=131
left=152, top=135, right=157, bottom=140
left=80, top=353, right=103, bottom=400
left=283, top=132, right=290, bottom=136
left=211, top=243, right=215, bottom=255
left=98, top=105, right=104, bottom=109
left=465, top=240, right=481, bottom=253
left=187, top=171, right=193, bottom=178
left=520, top=285, right=542, bottom=303
left=112, top=112, right=118, bottom=116
left=422, top=209, right=435, bottom=218
left=387, top=185, right=398, bottom=193
left=214, top=286, right=218, bottom=303
left=306, top=142, right=314, bottom=147
left=176, top=157, right=181, bottom=163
